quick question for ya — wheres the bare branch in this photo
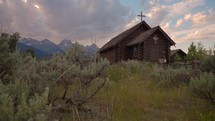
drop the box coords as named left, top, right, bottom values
left=84, top=64, right=108, bottom=86
left=62, top=85, right=69, bottom=100
left=65, top=64, right=107, bottom=106
left=74, top=55, right=83, bottom=69
left=55, top=66, right=72, bottom=83
left=81, top=78, right=107, bottom=105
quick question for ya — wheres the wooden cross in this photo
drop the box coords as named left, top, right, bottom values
left=153, top=35, right=158, bottom=41
left=137, top=11, right=146, bottom=22
left=153, top=35, right=158, bottom=44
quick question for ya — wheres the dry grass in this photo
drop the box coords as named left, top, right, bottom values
left=93, top=67, right=215, bottom=121
left=59, top=63, right=215, bottom=121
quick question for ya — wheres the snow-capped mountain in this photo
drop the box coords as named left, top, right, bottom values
left=16, top=42, right=50, bottom=58
left=18, top=38, right=99, bottom=58
left=19, top=38, right=64, bottom=54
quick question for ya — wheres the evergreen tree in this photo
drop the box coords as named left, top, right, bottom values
left=186, top=42, right=206, bottom=60
left=196, top=42, right=206, bottom=59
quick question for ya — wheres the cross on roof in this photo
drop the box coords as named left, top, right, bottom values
left=137, top=11, right=146, bottom=22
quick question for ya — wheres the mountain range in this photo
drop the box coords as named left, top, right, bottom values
left=17, top=38, right=99, bottom=58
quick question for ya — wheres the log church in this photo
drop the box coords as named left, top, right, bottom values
left=98, top=19, right=176, bottom=64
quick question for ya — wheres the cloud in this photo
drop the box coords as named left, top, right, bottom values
left=168, top=0, right=204, bottom=17
left=171, top=24, right=215, bottom=43
left=174, top=9, right=215, bottom=28
left=191, top=12, right=207, bottom=26
left=0, top=0, right=52, bottom=38
left=184, top=14, right=191, bottom=20
left=0, top=0, right=132, bottom=46
left=190, top=10, right=215, bottom=27
left=160, top=21, right=171, bottom=33
left=141, top=0, right=214, bottom=48
left=144, top=0, right=204, bottom=26
left=41, top=0, right=130, bottom=38
left=141, top=0, right=160, bottom=10
left=175, top=18, right=184, bottom=28
left=124, top=17, right=139, bottom=30
left=0, top=1, right=13, bottom=28
left=174, top=13, right=192, bottom=28
left=146, top=5, right=169, bottom=25
left=0, top=0, right=214, bottom=48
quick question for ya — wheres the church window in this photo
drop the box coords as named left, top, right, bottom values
left=133, top=47, right=137, bottom=58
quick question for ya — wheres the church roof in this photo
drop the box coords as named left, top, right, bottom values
left=98, top=21, right=151, bottom=52
left=127, top=26, right=175, bottom=46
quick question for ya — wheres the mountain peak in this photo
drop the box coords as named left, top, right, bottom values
left=19, top=38, right=64, bottom=54
left=90, top=43, right=97, bottom=47
left=85, top=43, right=99, bottom=55
left=58, top=39, right=73, bottom=50
left=41, top=39, right=52, bottom=43
left=19, top=37, right=99, bottom=57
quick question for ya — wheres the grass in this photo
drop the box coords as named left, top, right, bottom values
left=57, top=63, right=215, bottom=121
left=92, top=65, right=215, bottom=121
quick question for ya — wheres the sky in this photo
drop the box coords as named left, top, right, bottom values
left=0, top=0, right=215, bottom=52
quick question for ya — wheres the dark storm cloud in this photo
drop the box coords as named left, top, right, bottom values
left=0, top=0, right=132, bottom=45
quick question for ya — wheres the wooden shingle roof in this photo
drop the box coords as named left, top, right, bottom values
left=98, top=21, right=151, bottom=52
left=127, top=26, right=175, bottom=46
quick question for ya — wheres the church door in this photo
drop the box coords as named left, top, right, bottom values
left=150, top=47, right=160, bottom=61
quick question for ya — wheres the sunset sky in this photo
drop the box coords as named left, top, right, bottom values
left=0, top=0, right=214, bottom=52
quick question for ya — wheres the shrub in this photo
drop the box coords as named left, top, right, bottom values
left=47, top=46, right=110, bottom=120
left=0, top=33, right=20, bottom=84
left=0, top=80, right=51, bottom=121
left=151, top=67, right=198, bottom=88
left=190, top=72, right=215, bottom=103
left=0, top=32, right=51, bottom=121
left=123, top=60, right=145, bottom=75
left=200, top=55, right=215, bottom=73
left=108, top=60, right=153, bottom=82
left=108, top=64, right=127, bottom=82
